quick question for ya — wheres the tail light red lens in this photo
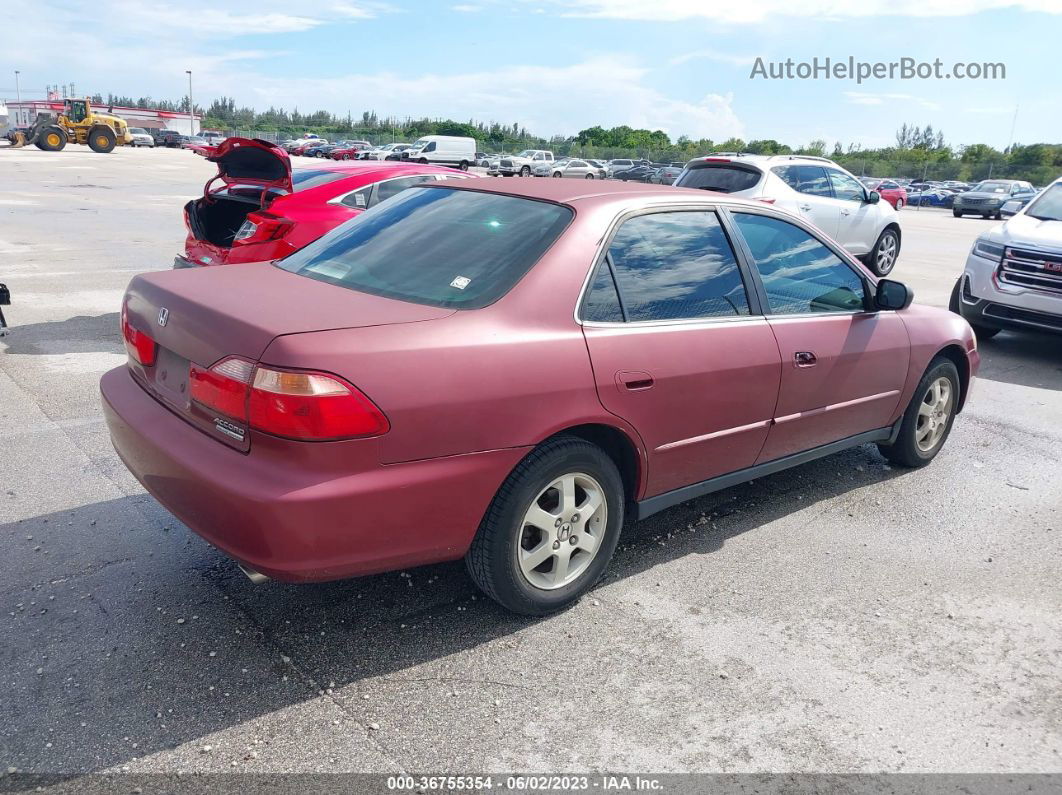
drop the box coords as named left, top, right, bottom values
left=233, top=212, right=293, bottom=245
left=189, top=357, right=389, bottom=441
left=121, top=303, right=157, bottom=366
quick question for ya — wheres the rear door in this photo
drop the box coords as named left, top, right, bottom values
left=770, top=164, right=840, bottom=240
left=727, top=210, right=909, bottom=462
left=581, top=208, right=781, bottom=497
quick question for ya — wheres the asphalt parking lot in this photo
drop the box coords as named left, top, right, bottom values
left=1, top=146, right=1060, bottom=778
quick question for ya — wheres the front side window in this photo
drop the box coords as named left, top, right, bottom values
left=601, top=211, right=750, bottom=322
left=732, top=213, right=866, bottom=315
left=374, top=175, right=436, bottom=205
left=827, top=169, right=867, bottom=202
left=279, top=187, right=572, bottom=309
left=1025, top=183, right=1062, bottom=221
left=773, top=165, right=833, bottom=197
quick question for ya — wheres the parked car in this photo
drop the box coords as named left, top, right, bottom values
left=128, top=127, right=155, bottom=148
left=950, top=176, right=1062, bottom=339
left=614, top=165, right=658, bottom=183
left=178, top=138, right=475, bottom=268
left=283, top=136, right=323, bottom=153
left=908, top=188, right=954, bottom=208
left=953, top=180, right=1038, bottom=219
left=292, top=139, right=331, bottom=157
left=497, top=149, right=553, bottom=177
left=533, top=158, right=606, bottom=179
left=105, top=178, right=978, bottom=615
left=606, top=159, right=636, bottom=178
left=181, top=136, right=209, bottom=150
left=674, top=154, right=902, bottom=276
left=304, top=143, right=340, bottom=158
left=330, top=142, right=371, bottom=161
left=861, top=179, right=908, bottom=210
left=362, top=143, right=410, bottom=161
left=384, top=144, right=415, bottom=161
left=153, top=130, right=182, bottom=148
left=649, top=165, right=684, bottom=185
left=401, top=135, right=477, bottom=171
left=202, top=133, right=226, bottom=146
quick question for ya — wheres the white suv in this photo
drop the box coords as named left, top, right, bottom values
left=674, top=154, right=902, bottom=276
left=950, top=177, right=1062, bottom=339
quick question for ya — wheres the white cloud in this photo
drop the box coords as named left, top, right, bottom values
left=669, top=50, right=757, bottom=67
left=553, top=0, right=1061, bottom=22
left=844, top=91, right=940, bottom=110
left=235, top=57, right=744, bottom=140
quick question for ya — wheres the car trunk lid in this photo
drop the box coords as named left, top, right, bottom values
left=122, top=263, right=454, bottom=451
left=207, top=137, right=292, bottom=194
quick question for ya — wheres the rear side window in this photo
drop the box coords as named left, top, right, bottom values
left=582, top=264, right=624, bottom=323
left=772, top=165, right=833, bottom=197
left=292, top=170, right=351, bottom=192
left=676, top=164, right=762, bottom=193
left=278, top=187, right=572, bottom=309
left=601, top=211, right=750, bottom=322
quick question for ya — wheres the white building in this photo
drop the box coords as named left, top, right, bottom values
left=4, top=100, right=202, bottom=135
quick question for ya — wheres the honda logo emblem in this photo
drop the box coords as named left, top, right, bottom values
left=157, top=307, right=169, bottom=327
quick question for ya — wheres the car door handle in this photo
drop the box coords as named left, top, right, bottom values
left=794, top=351, right=817, bottom=367
left=798, top=203, right=812, bottom=212
left=840, top=208, right=851, bottom=216
left=617, top=371, right=655, bottom=391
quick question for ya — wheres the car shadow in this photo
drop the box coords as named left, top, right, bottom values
left=2, top=441, right=906, bottom=776
left=974, top=328, right=1062, bottom=391
left=0, top=312, right=122, bottom=356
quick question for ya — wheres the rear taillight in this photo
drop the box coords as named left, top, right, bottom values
left=189, top=357, right=389, bottom=441
left=233, top=212, right=293, bottom=245
left=121, top=302, right=157, bottom=366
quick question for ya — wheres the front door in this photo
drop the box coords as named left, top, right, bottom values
left=728, top=210, right=910, bottom=462
left=581, top=209, right=781, bottom=497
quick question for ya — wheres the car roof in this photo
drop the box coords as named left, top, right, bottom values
left=418, top=175, right=750, bottom=209
left=687, top=153, right=840, bottom=169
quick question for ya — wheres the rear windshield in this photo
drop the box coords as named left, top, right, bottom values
left=277, top=187, right=573, bottom=309
left=676, top=164, right=762, bottom=193
left=292, top=169, right=351, bottom=191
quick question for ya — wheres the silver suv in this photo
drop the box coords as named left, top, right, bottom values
left=951, top=177, right=1062, bottom=338
left=674, top=154, right=902, bottom=276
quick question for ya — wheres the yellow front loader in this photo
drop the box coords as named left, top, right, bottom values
left=7, top=98, right=133, bottom=153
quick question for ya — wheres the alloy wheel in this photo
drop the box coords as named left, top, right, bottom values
left=876, top=233, right=898, bottom=275
left=915, top=376, right=953, bottom=453
left=516, top=472, right=607, bottom=590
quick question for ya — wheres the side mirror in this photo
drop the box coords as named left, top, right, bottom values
left=0, top=283, right=9, bottom=306
left=867, top=190, right=881, bottom=204
left=875, top=278, right=913, bottom=311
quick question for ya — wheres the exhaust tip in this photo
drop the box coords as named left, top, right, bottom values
left=238, top=563, right=270, bottom=585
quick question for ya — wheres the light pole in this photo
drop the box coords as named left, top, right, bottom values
left=185, top=70, right=194, bottom=136
left=14, top=70, right=22, bottom=124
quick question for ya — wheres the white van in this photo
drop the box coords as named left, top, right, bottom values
left=402, top=135, right=476, bottom=170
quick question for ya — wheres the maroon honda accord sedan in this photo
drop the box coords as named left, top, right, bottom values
left=102, top=179, right=979, bottom=614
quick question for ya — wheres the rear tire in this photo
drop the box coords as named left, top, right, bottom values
left=895, top=198, right=904, bottom=210
left=459, top=160, right=469, bottom=171
left=878, top=357, right=960, bottom=468
left=87, top=125, right=116, bottom=153
left=585, top=173, right=594, bottom=179
left=466, top=436, right=624, bottom=616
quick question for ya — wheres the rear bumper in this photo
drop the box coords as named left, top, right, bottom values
left=100, top=366, right=528, bottom=582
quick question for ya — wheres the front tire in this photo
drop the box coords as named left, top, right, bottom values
left=878, top=357, right=960, bottom=468
left=466, top=436, right=624, bottom=616
left=949, top=278, right=1001, bottom=339
left=953, top=210, right=963, bottom=218
left=552, top=171, right=562, bottom=178
left=867, top=227, right=900, bottom=276
left=520, top=166, right=531, bottom=177
left=37, top=125, right=67, bottom=152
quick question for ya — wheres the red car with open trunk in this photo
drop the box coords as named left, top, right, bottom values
left=103, top=179, right=978, bottom=615
left=179, top=138, right=472, bottom=268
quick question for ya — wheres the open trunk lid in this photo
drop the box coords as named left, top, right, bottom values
left=122, top=262, right=454, bottom=451
left=206, top=137, right=292, bottom=194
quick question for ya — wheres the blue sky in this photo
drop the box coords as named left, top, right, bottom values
left=4, top=1, right=1059, bottom=149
